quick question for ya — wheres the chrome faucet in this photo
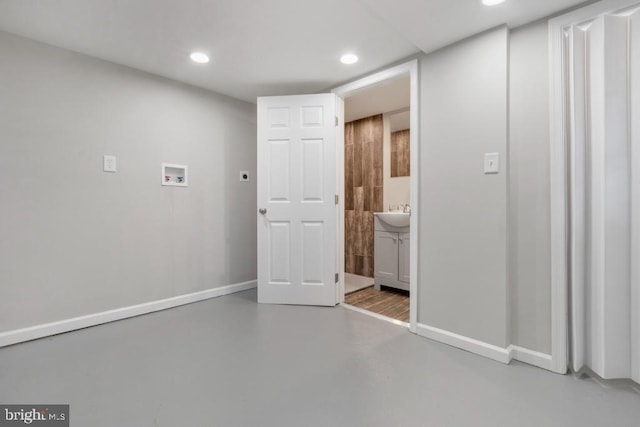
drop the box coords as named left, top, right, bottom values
left=403, top=204, right=411, bottom=213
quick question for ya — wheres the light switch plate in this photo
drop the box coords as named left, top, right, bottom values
left=484, top=153, right=499, bottom=174
left=103, top=155, right=117, bottom=172
left=240, top=171, right=250, bottom=182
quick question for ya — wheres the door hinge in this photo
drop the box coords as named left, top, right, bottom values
left=335, top=116, right=339, bottom=127
left=335, top=194, right=339, bottom=205
left=335, top=273, right=339, bottom=283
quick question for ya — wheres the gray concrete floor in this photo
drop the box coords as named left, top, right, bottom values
left=1, top=289, right=639, bottom=426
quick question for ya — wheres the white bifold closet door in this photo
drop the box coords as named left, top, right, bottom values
left=568, top=6, right=640, bottom=382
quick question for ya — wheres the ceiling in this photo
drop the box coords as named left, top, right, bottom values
left=359, top=0, right=590, bottom=55
left=389, top=110, right=411, bottom=133
left=0, top=0, right=589, bottom=103
left=345, top=76, right=409, bottom=122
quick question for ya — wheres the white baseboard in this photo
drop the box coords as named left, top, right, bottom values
left=0, top=280, right=257, bottom=348
left=415, top=323, right=511, bottom=364
left=508, top=345, right=554, bottom=371
left=415, top=323, right=554, bottom=371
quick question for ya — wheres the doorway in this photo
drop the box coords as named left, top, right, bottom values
left=332, top=61, right=419, bottom=330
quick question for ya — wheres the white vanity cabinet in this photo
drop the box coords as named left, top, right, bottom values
left=373, top=216, right=410, bottom=292
left=398, top=232, right=410, bottom=284
left=374, top=232, right=399, bottom=282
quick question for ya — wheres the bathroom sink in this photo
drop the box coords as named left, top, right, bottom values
left=374, top=212, right=410, bottom=228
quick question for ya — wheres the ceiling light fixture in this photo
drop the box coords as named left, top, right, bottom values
left=482, top=0, right=506, bottom=5
left=340, top=53, right=359, bottom=65
left=190, top=52, right=210, bottom=64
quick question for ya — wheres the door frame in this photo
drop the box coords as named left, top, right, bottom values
left=548, top=0, right=640, bottom=375
left=332, top=59, right=419, bottom=332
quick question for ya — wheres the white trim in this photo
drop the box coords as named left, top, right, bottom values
left=341, top=303, right=409, bottom=328
left=336, top=96, right=346, bottom=305
left=0, top=280, right=257, bottom=348
left=549, top=0, right=640, bottom=376
left=548, top=6, right=570, bottom=376
left=415, top=323, right=511, bottom=364
left=509, top=346, right=555, bottom=371
left=415, top=323, right=554, bottom=369
left=631, top=7, right=640, bottom=385
left=408, top=61, right=419, bottom=334
left=332, top=62, right=417, bottom=98
left=332, top=59, right=420, bottom=334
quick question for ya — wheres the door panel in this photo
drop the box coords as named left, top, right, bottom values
left=257, top=94, right=337, bottom=306
left=268, top=222, right=291, bottom=284
left=268, top=140, right=291, bottom=202
left=301, top=139, right=324, bottom=202
left=301, top=221, right=324, bottom=285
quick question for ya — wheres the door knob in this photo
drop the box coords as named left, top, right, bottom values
left=259, top=208, right=267, bottom=215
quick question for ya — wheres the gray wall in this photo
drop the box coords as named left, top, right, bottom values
left=508, top=20, right=552, bottom=354
left=0, top=31, right=257, bottom=333
left=0, top=22, right=556, bottom=354
left=418, top=27, right=509, bottom=348
left=417, top=22, right=554, bottom=354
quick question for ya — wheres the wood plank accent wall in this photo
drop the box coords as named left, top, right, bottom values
left=345, top=114, right=383, bottom=278
left=391, top=129, right=410, bottom=177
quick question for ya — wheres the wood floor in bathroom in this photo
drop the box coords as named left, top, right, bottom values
left=345, top=286, right=410, bottom=323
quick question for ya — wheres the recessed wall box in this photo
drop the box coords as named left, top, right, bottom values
left=162, top=163, right=188, bottom=187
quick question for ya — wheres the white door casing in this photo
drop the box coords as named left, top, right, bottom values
left=257, top=94, right=338, bottom=306
left=332, top=60, right=419, bottom=331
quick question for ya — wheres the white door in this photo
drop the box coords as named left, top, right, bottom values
left=563, top=6, right=640, bottom=381
left=257, top=94, right=338, bottom=306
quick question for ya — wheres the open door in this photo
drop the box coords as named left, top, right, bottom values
left=257, top=94, right=339, bottom=306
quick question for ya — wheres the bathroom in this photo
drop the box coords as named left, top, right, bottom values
left=342, top=76, right=411, bottom=323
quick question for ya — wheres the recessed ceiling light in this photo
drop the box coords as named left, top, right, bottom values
left=482, top=0, right=506, bottom=5
left=340, top=53, right=359, bottom=65
left=190, top=52, right=210, bottom=64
